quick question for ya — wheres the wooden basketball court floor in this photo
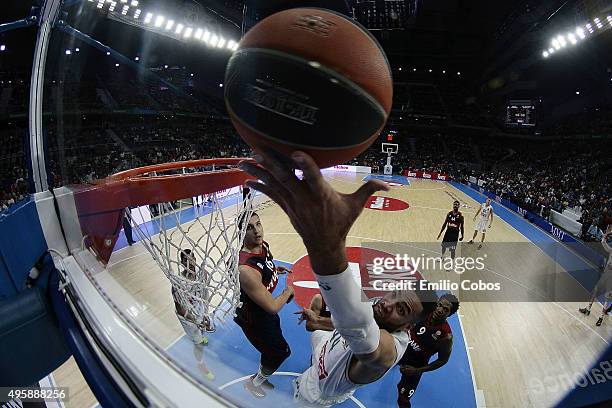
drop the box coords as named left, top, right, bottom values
left=52, top=171, right=611, bottom=408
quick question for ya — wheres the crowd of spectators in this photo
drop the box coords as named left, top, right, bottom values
left=368, top=133, right=611, bottom=240
left=2, top=68, right=610, bottom=241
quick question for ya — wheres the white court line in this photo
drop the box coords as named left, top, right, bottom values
left=107, top=248, right=149, bottom=268
left=218, top=372, right=366, bottom=408
left=406, top=187, right=448, bottom=191
left=268, top=231, right=481, bottom=405
left=551, top=301, right=609, bottom=345
left=40, top=373, right=65, bottom=408
left=448, top=184, right=609, bottom=314
left=409, top=204, right=477, bottom=213
left=456, top=313, right=481, bottom=407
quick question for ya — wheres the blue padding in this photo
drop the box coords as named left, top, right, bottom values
left=0, top=196, right=47, bottom=299
left=49, top=272, right=134, bottom=408
left=0, top=285, right=70, bottom=386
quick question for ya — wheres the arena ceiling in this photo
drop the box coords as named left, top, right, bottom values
left=1, top=1, right=610, bottom=105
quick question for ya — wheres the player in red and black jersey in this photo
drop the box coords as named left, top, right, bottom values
left=437, top=200, right=464, bottom=261
left=397, top=293, right=459, bottom=407
left=235, top=212, right=294, bottom=398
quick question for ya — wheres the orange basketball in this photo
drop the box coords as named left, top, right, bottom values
left=224, top=8, right=393, bottom=168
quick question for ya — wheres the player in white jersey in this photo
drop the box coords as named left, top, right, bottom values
left=172, top=249, right=214, bottom=380
left=579, top=226, right=612, bottom=326
left=469, top=198, right=494, bottom=249
left=240, top=150, right=437, bottom=407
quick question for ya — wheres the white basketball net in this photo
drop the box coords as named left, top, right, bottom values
left=127, top=172, right=253, bottom=332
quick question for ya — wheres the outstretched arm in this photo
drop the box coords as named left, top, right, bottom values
left=240, top=150, right=396, bottom=367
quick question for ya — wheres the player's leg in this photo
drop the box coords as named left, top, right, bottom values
left=469, top=229, right=477, bottom=243
left=580, top=276, right=608, bottom=315
left=240, top=315, right=291, bottom=397
left=579, top=290, right=596, bottom=315
left=177, top=314, right=208, bottom=345
left=596, top=299, right=610, bottom=326
left=478, top=231, right=486, bottom=249
left=192, top=342, right=215, bottom=380
left=450, top=242, right=457, bottom=260
left=397, top=370, right=424, bottom=408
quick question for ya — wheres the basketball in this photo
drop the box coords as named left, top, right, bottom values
left=224, top=8, right=393, bottom=168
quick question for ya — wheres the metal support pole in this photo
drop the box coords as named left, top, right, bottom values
left=29, top=0, right=63, bottom=192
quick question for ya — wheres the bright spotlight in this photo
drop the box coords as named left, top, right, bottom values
left=594, top=18, right=603, bottom=29
left=154, top=16, right=165, bottom=28
left=202, top=30, right=211, bottom=42
left=442, top=70, right=446, bottom=73
left=75, top=48, right=80, bottom=52
left=194, top=28, right=203, bottom=39
left=131, top=0, right=138, bottom=6
left=165, top=20, right=174, bottom=30
left=412, top=68, right=416, bottom=72
left=575, top=91, right=580, bottom=95
left=183, top=27, right=193, bottom=39
left=552, top=38, right=560, bottom=49
left=428, top=69, right=432, bottom=72
left=457, top=71, right=461, bottom=75
left=0, top=45, right=5, bottom=51
left=134, top=56, right=139, bottom=61
left=106, top=51, right=111, bottom=55
left=115, top=63, right=120, bottom=67
left=586, top=23, right=594, bottom=33
left=542, top=51, right=549, bottom=58
left=164, top=65, right=168, bottom=69
left=175, top=24, right=184, bottom=35
left=144, top=13, right=153, bottom=24
left=120, top=0, right=127, bottom=3
left=548, top=47, right=554, bottom=54
left=567, top=33, right=577, bottom=45
left=557, top=35, right=567, bottom=47
left=608, top=16, right=612, bottom=26
left=210, top=35, right=219, bottom=47
left=217, top=37, right=226, bottom=48
left=219, top=83, right=223, bottom=88
left=65, top=49, right=71, bottom=55
left=227, top=40, right=237, bottom=50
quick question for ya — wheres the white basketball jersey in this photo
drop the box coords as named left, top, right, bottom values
left=480, top=203, right=492, bottom=219
left=295, top=329, right=409, bottom=406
